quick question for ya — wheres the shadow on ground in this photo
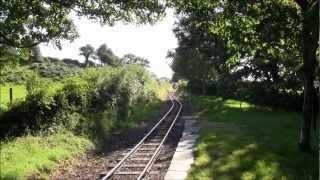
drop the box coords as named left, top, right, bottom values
left=187, top=96, right=318, bottom=180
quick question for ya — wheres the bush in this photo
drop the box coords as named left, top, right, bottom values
left=29, top=59, right=82, bottom=81
left=0, top=65, right=36, bottom=84
left=215, top=81, right=303, bottom=111
left=0, top=65, right=165, bottom=142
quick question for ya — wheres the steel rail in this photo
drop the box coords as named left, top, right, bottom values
left=137, top=95, right=182, bottom=180
left=101, top=94, right=176, bottom=180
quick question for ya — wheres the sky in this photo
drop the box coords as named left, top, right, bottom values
left=40, top=10, right=177, bottom=78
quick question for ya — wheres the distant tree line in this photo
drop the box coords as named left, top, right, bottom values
left=79, top=44, right=150, bottom=68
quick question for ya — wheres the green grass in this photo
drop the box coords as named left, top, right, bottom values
left=0, top=133, right=93, bottom=179
left=0, top=83, right=63, bottom=111
left=125, top=100, right=163, bottom=128
left=187, top=96, right=318, bottom=180
left=0, top=84, right=27, bottom=110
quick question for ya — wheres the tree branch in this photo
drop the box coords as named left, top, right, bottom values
left=0, top=32, right=41, bottom=48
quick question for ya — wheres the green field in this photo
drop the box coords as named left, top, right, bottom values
left=188, top=96, right=318, bottom=180
left=0, top=82, right=64, bottom=111
left=0, top=84, right=27, bottom=110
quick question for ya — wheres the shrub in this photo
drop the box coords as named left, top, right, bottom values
left=215, top=81, right=303, bottom=111
left=29, top=59, right=82, bottom=81
left=0, top=65, right=36, bottom=84
left=0, top=65, right=165, bottom=142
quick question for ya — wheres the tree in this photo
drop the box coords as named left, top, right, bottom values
left=171, top=0, right=319, bottom=151
left=0, top=0, right=166, bottom=49
left=121, top=54, right=150, bottom=67
left=168, top=13, right=230, bottom=94
left=31, top=45, right=43, bottom=62
left=79, top=45, right=95, bottom=67
left=294, top=0, right=319, bottom=151
left=96, top=44, right=120, bottom=66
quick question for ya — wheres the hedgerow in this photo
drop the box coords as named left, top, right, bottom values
left=0, top=65, right=164, bottom=143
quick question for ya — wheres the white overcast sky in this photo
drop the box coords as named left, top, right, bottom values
left=40, top=10, right=177, bottom=78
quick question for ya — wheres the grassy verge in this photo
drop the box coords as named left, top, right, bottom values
left=188, top=96, right=318, bottom=180
left=0, top=133, right=93, bottom=179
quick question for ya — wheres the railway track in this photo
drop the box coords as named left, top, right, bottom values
left=100, top=93, right=183, bottom=180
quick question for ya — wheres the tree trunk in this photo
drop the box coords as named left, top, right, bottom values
left=85, top=56, right=89, bottom=67
left=299, top=73, right=314, bottom=151
left=298, top=2, right=318, bottom=151
left=313, top=87, right=318, bottom=131
left=201, top=79, right=206, bottom=95
left=31, top=45, right=43, bottom=62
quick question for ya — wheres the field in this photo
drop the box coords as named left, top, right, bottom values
left=0, top=84, right=27, bottom=110
left=0, top=83, right=63, bottom=111
left=188, top=96, right=318, bottom=180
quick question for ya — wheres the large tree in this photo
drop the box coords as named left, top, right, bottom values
left=79, top=44, right=95, bottom=67
left=121, top=54, right=150, bottom=67
left=171, top=0, right=318, bottom=151
left=96, top=44, right=119, bottom=66
left=0, top=0, right=166, bottom=49
left=169, top=14, right=230, bottom=94
left=294, top=0, right=319, bottom=151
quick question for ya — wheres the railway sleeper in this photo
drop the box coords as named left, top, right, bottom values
left=122, top=152, right=154, bottom=156
left=113, top=170, right=160, bottom=175
left=127, top=157, right=151, bottom=161
left=136, top=148, right=157, bottom=151
left=141, top=143, right=159, bottom=146
left=107, top=164, right=163, bottom=168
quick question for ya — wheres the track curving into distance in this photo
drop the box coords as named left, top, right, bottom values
left=101, top=93, right=183, bottom=180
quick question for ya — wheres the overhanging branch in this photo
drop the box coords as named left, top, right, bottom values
left=0, top=32, right=41, bottom=48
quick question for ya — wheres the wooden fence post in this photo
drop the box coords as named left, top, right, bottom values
left=9, top=87, right=13, bottom=105
left=0, top=85, right=1, bottom=110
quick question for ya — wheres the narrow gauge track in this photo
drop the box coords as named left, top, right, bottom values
left=100, top=93, right=182, bottom=180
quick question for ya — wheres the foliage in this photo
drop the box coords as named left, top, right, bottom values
left=216, top=81, right=304, bottom=111
left=0, top=0, right=166, bottom=48
left=174, top=80, right=188, bottom=97
left=0, top=64, right=170, bottom=179
left=61, top=58, right=83, bottom=67
left=121, top=53, right=150, bottom=67
left=188, top=95, right=317, bottom=179
left=0, top=66, right=165, bottom=141
left=96, top=44, right=120, bottom=66
left=0, top=63, right=35, bottom=84
left=0, top=45, right=30, bottom=66
left=0, top=56, right=83, bottom=84
left=171, top=0, right=319, bottom=151
left=29, top=59, right=82, bottom=80
left=169, top=0, right=309, bottom=111
left=79, top=44, right=96, bottom=67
